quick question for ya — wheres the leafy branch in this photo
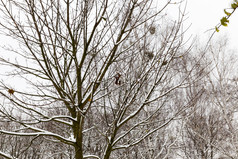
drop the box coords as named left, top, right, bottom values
left=215, top=0, right=238, bottom=32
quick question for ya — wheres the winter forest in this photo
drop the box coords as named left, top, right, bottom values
left=0, top=0, right=237, bottom=158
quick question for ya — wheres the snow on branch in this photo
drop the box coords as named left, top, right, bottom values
left=0, top=151, right=14, bottom=159
left=83, top=155, right=101, bottom=159
left=0, top=129, right=75, bottom=145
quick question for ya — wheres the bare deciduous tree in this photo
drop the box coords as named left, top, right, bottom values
left=0, top=0, right=204, bottom=158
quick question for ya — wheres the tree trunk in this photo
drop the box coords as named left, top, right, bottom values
left=104, top=145, right=112, bottom=159
left=104, top=127, right=118, bottom=159
left=74, top=114, right=84, bottom=159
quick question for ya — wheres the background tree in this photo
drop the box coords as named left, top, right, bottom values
left=178, top=38, right=238, bottom=159
left=206, top=38, right=238, bottom=158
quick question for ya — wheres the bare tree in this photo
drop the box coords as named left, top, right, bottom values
left=178, top=37, right=238, bottom=159
left=206, top=38, right=238, bottom=158
left=0, top=0, right=203, bottom=158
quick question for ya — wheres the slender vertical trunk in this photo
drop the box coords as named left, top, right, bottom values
left=210, top=144, right=213, bottom=159
left=104, top=127, right=118, bottom=159
left=104, top=144, right=112, bottom=159
left=74, top=113, right=84, bottom=159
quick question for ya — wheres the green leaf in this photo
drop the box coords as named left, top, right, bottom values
left=220, top=17, right=229, bottom=26
left=215, top=27, right=219, bottom=32
left=231, top=3, right=238, bottom=9
left=224, top=9, right=231, bottom=16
